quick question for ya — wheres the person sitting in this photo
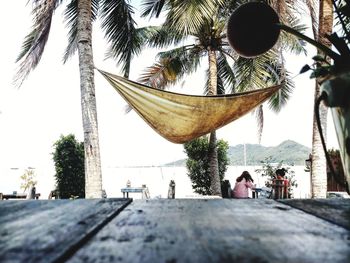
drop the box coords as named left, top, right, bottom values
left=232, top=171, right=255, bottom=198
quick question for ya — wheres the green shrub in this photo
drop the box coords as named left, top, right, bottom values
left=184, top=137, right=229, bottom=195
left=52, top=134, right=85, bottom=199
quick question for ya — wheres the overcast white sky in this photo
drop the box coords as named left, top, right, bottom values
left=0, top=2, right=339, bottom=194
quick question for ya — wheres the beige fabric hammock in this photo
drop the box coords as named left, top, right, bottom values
left=98, top=69, right=280, bottom=144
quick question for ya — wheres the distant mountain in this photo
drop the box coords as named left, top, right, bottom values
left=228, top=140, right=311, bottom=165
left=164, top=140, right=311, bottom=166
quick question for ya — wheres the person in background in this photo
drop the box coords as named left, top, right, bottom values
left=275, top=168, right=289, bottom=198
left=232, top=171, right=255, bottom=198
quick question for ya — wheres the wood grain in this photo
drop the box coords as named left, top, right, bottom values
left=280, top=198, right=350, bottom=230
left=67, top=199, right=350, bottom=263
left=0, top=198, right=131, bottom=263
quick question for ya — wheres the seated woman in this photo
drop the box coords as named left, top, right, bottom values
left=232, top=171, right=255, bottom=198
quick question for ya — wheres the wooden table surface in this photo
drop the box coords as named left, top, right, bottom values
left=0, top=198, right=349, bottom=263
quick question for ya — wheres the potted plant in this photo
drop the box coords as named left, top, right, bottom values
left=226, top=1, right=350, bottom=194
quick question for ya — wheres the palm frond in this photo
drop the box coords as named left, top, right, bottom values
left=156, top=45, right=203, bottom=74
left=305, top=0, right=319, bottom=38
left=143, top=25, right=187, bottom=48
left=138, top=59, right=178, bottom=89
left=139, top=46, right=202, bottom=89
left=217, top=52, right=236, bottom=92
left=217, top=0, right=245, bottom=18
left=268, top=0, right=308, bottom=55
left=233, top=50, right=278, bottom=92
left=267, top=64, right=294, bottom=113
left=100, top=0, right=142, bottom=77
left=14, top=0, right=58, bottom=87
left=164, top=0, right=225, bottom=35
left=279, top=17, right=308, bottom=55
left=62, top=0, right=77, bottom=63
left=140, top=0, right=168, bottom=18
left=62, top=0, right=99, bottom=63
left=333, top=0, right=350, bottom=42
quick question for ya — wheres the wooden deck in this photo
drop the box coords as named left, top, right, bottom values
left=0, top=198, right=349, bottom=262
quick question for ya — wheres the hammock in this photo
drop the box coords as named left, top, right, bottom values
left=98, top=69, right=280, bottom=144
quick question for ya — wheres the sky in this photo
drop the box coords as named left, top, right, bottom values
left=0, top=2, right=340, bottom=194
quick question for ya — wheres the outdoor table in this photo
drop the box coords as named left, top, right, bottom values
left=0, top=193, right=40, bottom=200
left=1, top=198, right=349, bottom=262
left=252, top=187, right=262, bottom=198
left=121, top=187, right=146, bottom=198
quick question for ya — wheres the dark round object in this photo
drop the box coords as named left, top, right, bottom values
left=227, top=2, right=280, bottom=58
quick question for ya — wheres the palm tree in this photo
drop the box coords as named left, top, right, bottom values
left=14, top=0, right=141, bottom=198
left=308, top=0, right=333, bottom=198
left=137, top=0, right=304, bottom=196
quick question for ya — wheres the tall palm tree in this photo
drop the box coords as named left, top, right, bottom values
left=14, top=0, right=141, bottom=198
left=308, top=0, right=333, bottom=198
left=137, top=0, right=304, bottom=196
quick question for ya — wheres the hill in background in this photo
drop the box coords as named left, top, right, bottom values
left=228, top=140, right=310, bottom=165
left=164, top=140, right=311, bottom=166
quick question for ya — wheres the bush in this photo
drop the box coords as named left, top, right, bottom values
left=184, top=137, right=229, bottom=195
left=52, top=134, right=85, bottom=198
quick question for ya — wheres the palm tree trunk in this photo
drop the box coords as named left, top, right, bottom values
left=311, top=0, right=333, bottom=198
left=311, top=84, right=328, bottom=198
left=208, top=49, right=222, bottom=197
left=77, top=0, right=103, bottom=198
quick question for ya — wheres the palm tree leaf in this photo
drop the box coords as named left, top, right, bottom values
left=62, top=0, right=99, bottom=63
left=157, top=45, right=203, bottom=73
left=140, top=0, right=168, bottom=18
left=164, top=0, right=225, bottom=35
left=139, top=46, right=202, bottom=89
left=279, top=17, right=308, bottom=55
left=268, top=1, right=308, bottom=55
left=267, top=64, right=294, bottom=112
left=104, top=26, right=152, bottom=77
left=14, top=0, right=58, bottom=87
left=62, top=0, right=78, bottom=63
left=100, top=0, right=146, bottom=77
left=233, top=50, right=279, bottom=92
left=143, top=25, right=187, bottom=48
left=305, top=0, right=319, bottom=38
left=217, top=52, right=236, bottom=92
left=138, top=60, right=176, bottom=88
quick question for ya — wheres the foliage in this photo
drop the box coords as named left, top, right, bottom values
left=184, top=137, right=229, bottom=195
left=300, top=0, right=350, bottom=79
left=20, top=169, right=37, bottom=193
left=52, top=134, right=85, bottom=199
left=138, top=1, right=308, bottom=142
left=255, top=156, right=298, bottom=196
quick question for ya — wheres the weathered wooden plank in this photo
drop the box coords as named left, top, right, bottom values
left=0, top=198, right=131, bottom=263
left=280, top=198, right=350, bottom=230
left=0, top=199, right=72, bottom=225
left=67, top=199, right=350, bottom=263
